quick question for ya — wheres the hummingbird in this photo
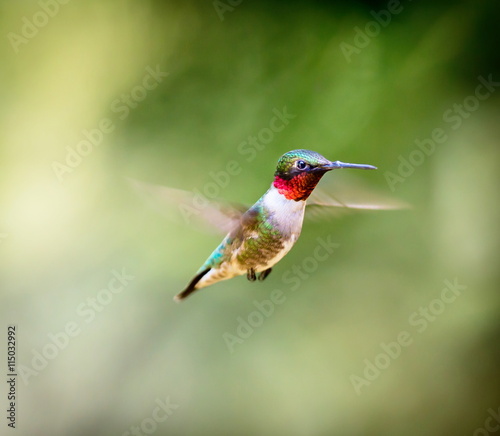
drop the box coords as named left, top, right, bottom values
left=171, top=149, right=379, bottom=301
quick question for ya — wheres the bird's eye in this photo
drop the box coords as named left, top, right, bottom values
left=295, top=160, right=307, bottom=170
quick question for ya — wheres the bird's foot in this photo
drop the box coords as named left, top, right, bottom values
left=258, top=268, right=272, bottom=281
left=247, top=268, right=257, bottom=281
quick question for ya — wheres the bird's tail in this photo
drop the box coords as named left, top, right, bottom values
left=174, top=268, right=211, bottom=302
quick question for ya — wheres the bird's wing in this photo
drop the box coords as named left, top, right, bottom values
left=126, top=177, right=247, bottom=235
left=306, top=175, right=410, bottom=220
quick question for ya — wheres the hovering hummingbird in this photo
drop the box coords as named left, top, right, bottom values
left=172, top=149, right=380, bottom=301
left=128, top=149, right=406, bottom=302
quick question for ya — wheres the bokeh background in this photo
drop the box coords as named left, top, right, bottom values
left=1, top=0, right=499, bottom=435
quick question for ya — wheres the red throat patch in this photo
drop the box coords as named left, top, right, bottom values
left=273, top=172, right=325, bottom=201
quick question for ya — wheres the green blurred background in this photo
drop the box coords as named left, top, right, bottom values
left=1, top=0, right=499, bottom=435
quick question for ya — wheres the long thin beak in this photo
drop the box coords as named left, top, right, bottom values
left=321, top=160, right=377, bottom=171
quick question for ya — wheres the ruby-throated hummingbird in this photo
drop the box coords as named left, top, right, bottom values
left=174, top=149, right=379, bottom=301
left=128, top=149, right=405, bottom=302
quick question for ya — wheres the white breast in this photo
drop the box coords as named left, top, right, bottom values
left=262, top=185, right=306, bottom=238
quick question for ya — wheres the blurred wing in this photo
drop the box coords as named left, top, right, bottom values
left=306, top=175, right=410, bottom=220
left=126, top=177, right=247, bottom=235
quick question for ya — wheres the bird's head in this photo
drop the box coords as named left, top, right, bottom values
left=273, top=149, right=377, bottom=201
